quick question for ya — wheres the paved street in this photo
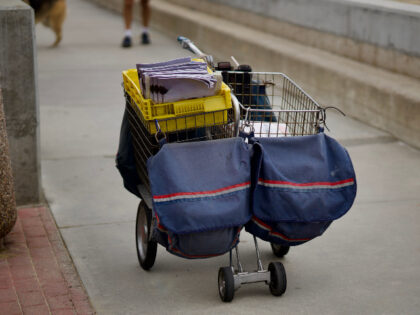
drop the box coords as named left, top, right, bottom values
left=36, top=0, right=420, bottom=314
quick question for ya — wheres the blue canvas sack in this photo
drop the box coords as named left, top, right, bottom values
left=116, top=109, right=142, bottom=198
left=147, top=137, right=252, bottom=258
left=246, top=133, right=357, bottom=246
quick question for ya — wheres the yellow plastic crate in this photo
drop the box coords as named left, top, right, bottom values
left=122, top=68, right=232, bottom=134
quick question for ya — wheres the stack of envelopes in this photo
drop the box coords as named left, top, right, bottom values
left=136, top=57, right=222, bottom=104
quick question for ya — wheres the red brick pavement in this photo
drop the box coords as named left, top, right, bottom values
left=0, top=206, right=95, bottom=315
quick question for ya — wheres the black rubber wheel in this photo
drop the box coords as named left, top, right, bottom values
left=218, top=267, right=235, bottom=302
left=268, top=262, right=287, bottom=296
left=271, top=243, right=290, bottom=258
left=135, top=201, right=157, bottom=270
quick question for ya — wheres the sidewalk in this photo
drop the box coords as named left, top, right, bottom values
left=0, top=207, right=94, bottom=314
left=33, top=0, right=420, bottom=314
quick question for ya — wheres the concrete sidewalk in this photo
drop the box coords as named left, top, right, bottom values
left=37, top=0, right=420, bottom=314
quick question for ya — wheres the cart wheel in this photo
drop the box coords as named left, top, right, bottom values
left=218, top=267, right=235, bottom=302
left=268, top=262, right=287, bottom=296
left=271, top=243, right=290, bottom=257
left=136, top=201, right=157, bottom=270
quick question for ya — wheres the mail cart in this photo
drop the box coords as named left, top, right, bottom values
left=117, top=37, right=356, bottom=302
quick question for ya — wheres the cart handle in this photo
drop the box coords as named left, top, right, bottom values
left=177, top=36, right=214, bottom=69
left=177, top=36, right=203, bottom=55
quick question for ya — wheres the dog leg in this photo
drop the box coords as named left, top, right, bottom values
left=51, top=24, right=62, bottom=47
left=49, top=0, right=66, bottom=47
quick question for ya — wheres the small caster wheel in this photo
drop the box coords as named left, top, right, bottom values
left=136, top=201, right=157, bottom=270
left=271, top=243, right=290, bottom=257
left=268, top=262, right=287, bottom=296
left=218, top=267, right=235, bottom=302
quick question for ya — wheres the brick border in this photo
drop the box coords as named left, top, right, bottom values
left=0, top=206, right=95, bottom=314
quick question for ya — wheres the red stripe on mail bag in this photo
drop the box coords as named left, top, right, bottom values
left=153, top=181, right=251, bottom=203
left=258, top=178, right=354, bottom=190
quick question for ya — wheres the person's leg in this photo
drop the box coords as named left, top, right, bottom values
left=140, top=0, right=151, bottom=44
left=124, top=0, right=134, bottom=30
left=140, top=0, right=150, bottom=28
left=122, top=0, right=134, bottom=47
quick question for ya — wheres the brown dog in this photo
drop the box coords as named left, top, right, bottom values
left=24, top=0, right=66, bottom=47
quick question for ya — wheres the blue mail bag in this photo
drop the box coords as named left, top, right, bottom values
left=246, top=133, right=357, bottom=246
left=147, top=138, right=252, bottom=259
left=116, top=109, right=142, bottom=198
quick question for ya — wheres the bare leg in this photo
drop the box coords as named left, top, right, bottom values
left=122, top=0, right=134, bottom=47
left=123, top=0, right=134, bottom=30
left=140, top=0, right=150, bottom=28
left=140, top=0, right=151, bottom=44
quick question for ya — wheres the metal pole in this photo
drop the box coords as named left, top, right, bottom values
left=253, top=236, right=264, bottom=271
left=235, top=246, right=244, bottom=273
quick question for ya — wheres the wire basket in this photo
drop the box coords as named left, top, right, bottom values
left=124, top=92, right=235, bottom=192
left=222, top=71, right=324, bottom=137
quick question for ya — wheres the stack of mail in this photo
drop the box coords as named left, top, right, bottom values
left=137, top=57, right=222, bottom=104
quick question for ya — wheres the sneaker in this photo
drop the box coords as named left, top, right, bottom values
left=121, top=36, right=132, bottom=48
left=141, top=32, right=150, bottom=45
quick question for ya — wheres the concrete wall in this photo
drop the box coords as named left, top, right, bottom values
left=207, top=0, right=420, bottom=56
left=165, top=0, right=420, bottom=79
left=0, top=0, right=41, bottom=205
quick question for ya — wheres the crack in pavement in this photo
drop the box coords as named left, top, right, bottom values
left=59, top=220, right=133, bottom=229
